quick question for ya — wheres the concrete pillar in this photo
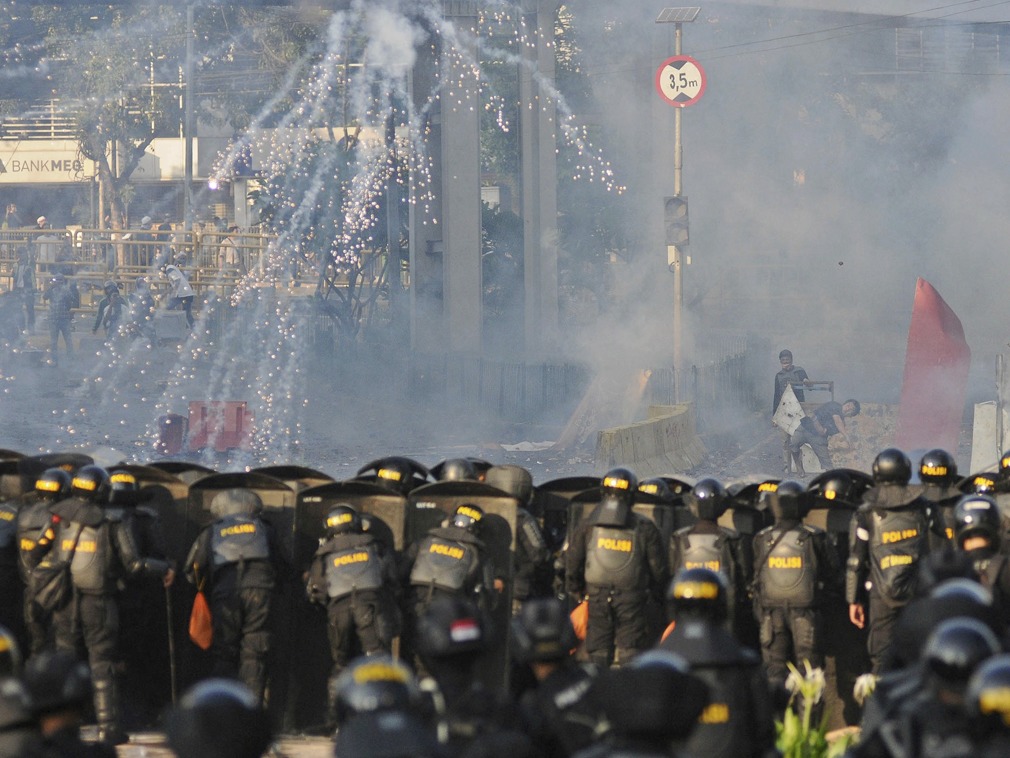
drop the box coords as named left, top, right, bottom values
left=519, top=0, right=560, bottom=355
left=408, top=3, right=482, bottom=354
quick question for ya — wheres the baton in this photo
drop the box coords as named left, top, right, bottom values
left=165, top=584, right=177, bottom=705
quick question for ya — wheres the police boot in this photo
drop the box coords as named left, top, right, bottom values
left=93, top=677, right=128, bottom=745
left=324, top=674, right=342, bottom=734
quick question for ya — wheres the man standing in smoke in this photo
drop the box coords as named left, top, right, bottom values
left=773, top=349, right=809, bottom=474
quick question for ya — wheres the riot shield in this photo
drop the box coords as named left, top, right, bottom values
left=283, top=480, right=409, bottom=731
left=535, top=476, right=599, bottom=553
left=184, top=472, right=297, bottom=731
left=146, top=460, right=216, bottom=486
left=109, top=464, right=188, bottom=729
left=250, top=465, right=336, bottom=494
left=406, top=481, right=518, bottom=693
left=0, top=460, right=21, bottom=500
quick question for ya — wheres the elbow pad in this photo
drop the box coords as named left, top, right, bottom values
left=844, top=555, right=863, bottom=604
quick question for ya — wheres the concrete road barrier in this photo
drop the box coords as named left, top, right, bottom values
left=595, top=403, right=706, bottom=477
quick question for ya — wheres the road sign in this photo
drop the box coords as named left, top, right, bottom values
left=655, top=55, right=706, bottom=107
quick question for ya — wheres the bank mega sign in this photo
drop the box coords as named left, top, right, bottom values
left=0, top=141, right=95, bottom=184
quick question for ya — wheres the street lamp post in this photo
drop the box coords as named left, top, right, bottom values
left=656, top=7, right=700, bottom=402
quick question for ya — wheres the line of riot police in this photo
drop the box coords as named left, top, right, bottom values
left=4, top=445, right=1010, bottom=757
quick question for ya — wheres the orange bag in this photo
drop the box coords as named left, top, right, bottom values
left=189, top=589, right=213, bottom=650
left=570, top=600, right=589, bottom=641
left=660, top=620, right=676, bottom=643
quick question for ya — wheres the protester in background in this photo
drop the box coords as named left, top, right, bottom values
left=162, top=257, right=195, bottom=328
left=11, top=246, right=35, bottom=333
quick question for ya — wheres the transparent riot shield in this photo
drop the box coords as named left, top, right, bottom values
left=406, top=481, right=518, bottom=693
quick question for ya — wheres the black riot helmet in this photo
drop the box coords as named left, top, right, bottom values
left=107, top=470, right=140, bottom=505
left=968, top=474, right=998, bottom=496
left=484, top=465, right=534, bottom=506
left=417, top=595, right=488, bottom=661
left=165, top=678, right=272, bottom=758
left=373, top=458, right=415, bottom=496
left=688, top=478, right=729, bottom=521
left=0, top=625, right=22, bottom=678
left=210, top=488, right=263, bottom=519
left=930, top=577, right=994, bottom=609
left=666, top=567, right=728, bottom=624
left=34, top=467, right=71, bottom=502
left=23, top=650, right=92, bottom=715
left=70, top=465, right=110, bottom=502
left=770, top=480, right=807, bottom=522
left=511, top=597, right=578, bottom=664
left=1001, top=451, right=1010, bottom=478
left=811, top=471, right=856, bottom=505
left=872, top=448, right=912, bottom=485
left=334, top=655, right=421, bottom=725
left=435, top=458, right=477, bottom=482
left=922, top=617, right=1001, bottom=690
left=325, top=503, right=362, bottom=537
left=920, top=449, right=958, bottom=486
left=450, top=503, right=483, bottom=533
left=637, top=478, right=674, bottom=503
left=966, top=654, right=1010, bottom=736
left=601, top=467, right=638, bottom=507
left=954, top=495, right=1002, bottom=550
left=602, top=650, right=709, bottom=741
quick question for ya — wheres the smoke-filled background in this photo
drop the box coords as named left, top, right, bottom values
left=1, top=0, right=1007, bottom=475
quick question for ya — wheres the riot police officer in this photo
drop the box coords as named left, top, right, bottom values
left=575, top=650, right=710, bottom=758
left=484, top=465, right=552, bottom=612
left=305, top=502, right=400, bottom=726
left=23, top=650, right=116, bottom=757
left=669, top=478, right=750, bottom=635
left=853, top=617, right=1002, bottom=758
left=565, top=467, right=668, bottom=669
left=846, top=448, right=936, bottom=674
left=27, top=465, right=174, bottom=745
left=165, top=679, right=273, bottom=758
left=953, top=494, right=1010, bottom=624
left=0, top=486, right=21, bottom=645
left=512, top=597, right=603, bottom=758
left=658, top=568, right=778, bottom=758
left=918, top=449, right=961, bottom=545
left=416, top=595, right=533, bottom=758
left=965, top=654, right=1010, bottom=756
left=16, top=467, right=72, bottom=656
left=751, top=481, right=838, bottom=690
left=332, top=655, right=440, bottom=758
left=183, top=488, right=284, bottom=707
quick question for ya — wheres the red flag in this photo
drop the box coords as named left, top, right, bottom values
left=894, top=279, right=971, bottom=453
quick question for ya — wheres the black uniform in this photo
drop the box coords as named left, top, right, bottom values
left=16, top=499, right=57, bottom=656
left=669, top=521, right=750, bottom=633
left=846, top=485, right=934, bottom=673
left=920, top=482, right=962, bottom=546
left=184, top=510, right=283, bottom=703
left=513, top=507, right=551, bottom=612
left=660, top=618, right=776, bottom=758
left=306, top=529, right=399, bottom=710
left=401, top=522, right=494, bottom=670
left=29, top=497, right=172, bottom=743
left=751, top=518, right=837, bottom=688
left=566, top=509, right=668, bottom=668
left=517, top=662, right=601, bottom=758
left=0, top=498, right=23, bottom=648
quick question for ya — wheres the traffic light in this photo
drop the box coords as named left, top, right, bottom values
left=664, top=196, right=689, bottom=247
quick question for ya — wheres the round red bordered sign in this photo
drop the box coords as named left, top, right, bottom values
left=655, top=55, right=706, bottom=107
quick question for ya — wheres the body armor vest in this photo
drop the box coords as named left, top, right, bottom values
left=584, top=524, right=643, bottom=590
left=325, top=542, right=384, bottom=599
left=211, top=515, right=270, bottom=567
left=63, top=522, right=107, bottom=593
left=868, top=507, right=928, bottom=604
left=757, top=526, right=818, bottom=608
left=685, top=665, right=757, bottom=758
left=410, top=535, right=477, bottom=592
left=675, top=530, right=729, bottom=575
left=0, top=502, right=17, bottom=554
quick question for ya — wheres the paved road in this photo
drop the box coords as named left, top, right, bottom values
left=115, top=732, right=332, bottom=757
